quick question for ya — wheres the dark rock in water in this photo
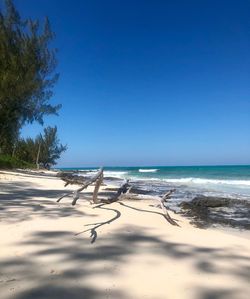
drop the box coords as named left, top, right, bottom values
left=181, top=195, right=250, bottom=209
left=179, top=195, right=250, bottom=230
left=181, top=195, right=250, bottom=208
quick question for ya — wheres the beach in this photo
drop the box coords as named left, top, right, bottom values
left=0, top=170, right=250, bottom=299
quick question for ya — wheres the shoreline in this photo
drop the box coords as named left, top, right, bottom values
left=0, top=169, right=250, bottom=299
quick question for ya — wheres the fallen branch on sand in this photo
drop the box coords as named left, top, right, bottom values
left=57, top=168, right=179, bottom=228
left=57, top=168, right=104, bottom=205
left=102, top=179, right=131, bottom=203
left=157, top=189, right=179, bottom=226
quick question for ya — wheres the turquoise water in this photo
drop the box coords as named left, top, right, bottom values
left=60, top=165, right=250, bottom=181
left=59, top=165, right=250, bottom=196
left=104, top=165, right=250, bottom=180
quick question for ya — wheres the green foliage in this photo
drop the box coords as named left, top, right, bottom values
left=15, top=137, right=38, bottom=164
left=0, top=0, right=60, bottom=153
left=15, top=126, right=67, bottom=169
left=0, top=154, right=35, bottom=169
left=39, top=126, right=67, bottom=169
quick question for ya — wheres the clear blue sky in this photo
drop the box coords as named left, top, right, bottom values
left=16, top=0, right=250, bottom=167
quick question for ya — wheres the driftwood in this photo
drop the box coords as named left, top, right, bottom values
left=57, top=168, right=104, bottom=204
left=158, top=189, right=179, bottom=226
left=104, top=183, right=178, bottom=226
left=105, top=179, right=130, bottom=203
left=92, top=172, right=103, bottom=204
left=59, top=174, right=88, bottom=187
left=118, top=187, right=178, bottom=226
left=57, top=169, right=179, bottom=227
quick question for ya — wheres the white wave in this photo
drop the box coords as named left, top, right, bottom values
left=124, top=176, right=250, bottom=189
left=139, top=169, right=158, bottom=173
left=103, top=171, right=128, bottom=178
left=76, top=169, right=99, bottom=177
left=162, top=177, right=250, bottom=187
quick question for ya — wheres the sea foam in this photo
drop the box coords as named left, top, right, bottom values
left=162, top=177, right=250, bottom=187
left=139, top=169, right=158, bottom=173
left=103, top=171, right=128, bottom=178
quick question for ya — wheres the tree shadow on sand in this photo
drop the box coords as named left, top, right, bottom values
left=0, top=227, right=249, bottom=299
left=119, top=201, right=180, bottom=223
left=75, top=203, right=121, bottom=243
left=75, top=201, right=181, bottom=244
left=1, top=178, right=249, bottom=298
left=0, top=181, right=92, bottom=223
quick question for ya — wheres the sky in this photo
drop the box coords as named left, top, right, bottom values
left=14, top=0, right=250, bottom=167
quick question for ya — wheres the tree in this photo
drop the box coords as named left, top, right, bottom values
left=0, top=0, right=60, bottom=153
left=15, top=137, right=38, bottom=164
left=39, top=126, right=67, bottom=169
left=15, top=126, right=66, bottom=169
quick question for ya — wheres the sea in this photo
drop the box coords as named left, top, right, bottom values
left=59, top=165, right=250, bottom=228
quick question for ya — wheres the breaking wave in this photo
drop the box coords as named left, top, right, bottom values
left=103, top=171, right=128, bottom=179
left=139, top=169, right=158, bottom=173
left=162, top=177, right=250, bottom=187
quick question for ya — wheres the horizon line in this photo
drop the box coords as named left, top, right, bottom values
left=55, top=164, right=250, bottom=169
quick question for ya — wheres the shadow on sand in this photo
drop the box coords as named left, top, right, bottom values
left=0, top=225, right=249, bottom=299
left=75, top=203, right=121, bottom=243
left=0, top=180, right=249, bottom=299
left=0, top=180, right=91, bottom=222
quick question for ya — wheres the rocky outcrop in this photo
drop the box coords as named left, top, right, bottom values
left=180, top=195, right=250, bottom=229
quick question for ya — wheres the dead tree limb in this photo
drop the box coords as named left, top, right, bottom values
left=57, top=168, right=104, bottom=204
left=115, top=188, right=179, bottom=226
left=162, top=189, right=176, bottom=201
left=57, top=170, right=179, bottom=227
left=58, top=173, right=88, bottom=187
left=102, top=179, right=130, bottom=203
left=71, top=168, right=104, bottom=205
left=157, top=189, right=179, bottom=226
left=115, top=187, right=179, bottom=226
left=92, top=172, right=103, bottom=204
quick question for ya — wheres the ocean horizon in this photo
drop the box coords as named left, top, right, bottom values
left=58, top=164, right=250, bottom=178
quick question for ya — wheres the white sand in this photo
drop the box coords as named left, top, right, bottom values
left=0, top=170, right=249, bottom=299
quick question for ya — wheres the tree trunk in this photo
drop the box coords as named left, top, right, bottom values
left=36, top=142, right=41, bottom=170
